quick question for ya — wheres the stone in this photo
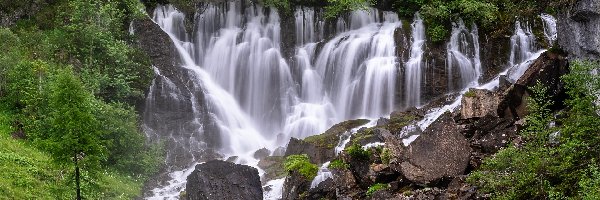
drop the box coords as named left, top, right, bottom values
left=557, top=0, right=600, bottom=60
left=257, top=156, right=285, bottom=182
left=285, top=137, right=334, bottom=165
left=253, top=148, right=271, bottom=160
left=282, top=170, right=311, bottom=200
left=497, top=51, right=569, bottom=120
left=400, top=113, right=471, bottom=185
left=185, top=160, right=262, bottom=200
left=460, top=89, right=499, bottom=119
left=286, top=119, right=370, bottom=164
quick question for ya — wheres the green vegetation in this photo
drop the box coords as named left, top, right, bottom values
left=284, top=154, right=319, bottom=180
left=346, top=143, right=371, bottom=161
left=464, top=90, right=477, bottom=98
left=329, top=159, right=349, bottom=170
left=0, top=0, right=163, bottom=198
left=366, top=183, right=389, bottom=196
left=304, top=119, right=369, bottom=149
left=380, top=147, right=391, bottom=164
left=468, top=61, right=600, bottom=199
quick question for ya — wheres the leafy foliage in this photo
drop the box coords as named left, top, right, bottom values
left=468, top=61, right=600, bottom=199
left=329, top=159, right=349, bottom=170
left=284, top=154, right=319, bottom=180
left=0, top=0, right=162, bottom=198
left=346, top=143, right=371, bottom=160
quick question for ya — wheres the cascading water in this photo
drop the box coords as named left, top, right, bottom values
left=145, top=2, right=404, bottom=199
left=446, top=20, right=481, bottom=90
left=540, top=13, right=558, bottom=45
left=404, top=14, right=425, bottom=108
left=143, top=1, right=550, bottom=198
left=506, top=21, right=544, bottom=81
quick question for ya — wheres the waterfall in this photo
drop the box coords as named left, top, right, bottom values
left=446, top=20, right=481, bottom=91
left=404, top=14, right=425, bottom=108
left=507, top=21, right=543, bottom=81
left=540, top=13, right=557, bottom=46
left=145, top=2, right=403, bottom=199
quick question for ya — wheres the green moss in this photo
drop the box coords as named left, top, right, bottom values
left=384, top=114, right=418, bottom=133
left=329, top=159, right=349, bottom=170
left=304, top=119, right=369, bottom=149
left=284, top=154, right=318, bottom=180
left=366, top=183, right=389, bottom=196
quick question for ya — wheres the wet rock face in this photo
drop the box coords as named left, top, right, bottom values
left=558, top=0, right=600, bottom=60
left=185, top=160, right=263, bottom=200
left=282, top=170, right=311, bottom=200
left=400, top=113, right=471, bottom=185
left=498, top=51, right=569, bottom=120
left=134, top=17, right=221, bottom=169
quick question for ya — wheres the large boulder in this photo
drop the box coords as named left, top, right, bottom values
left=557, top=0, right=600, bottom=60
left=185, top=160, right=262, bottom=200
left=285, top=119, right=369, bottom=164
left=281, top=170, right=311, bottom=200
left=497, top=51, right=569, bottom=120
left=400, top=113, right=471, bottom=185
left=461, top=89, right=499, bottom=119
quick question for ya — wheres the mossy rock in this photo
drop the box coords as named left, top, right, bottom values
left=258, top=156, right=286, bottom=182
left=303, top=119, right=369, bottom=149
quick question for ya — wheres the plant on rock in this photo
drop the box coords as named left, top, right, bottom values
left=284, top=154, right=318, bottom=180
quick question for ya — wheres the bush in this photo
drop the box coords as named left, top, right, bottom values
left=346, top=143, right=370, bottom=161
left=329, top=159, right=349, bottom=170
left=468, top=61, right=600, bottom=199
left=284, top=154, right=319, bottom=180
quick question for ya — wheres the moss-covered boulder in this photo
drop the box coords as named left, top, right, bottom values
left=285, top=119, right=369, bottom=164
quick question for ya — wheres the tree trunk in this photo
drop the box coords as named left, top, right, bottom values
left=75, top=158, right=81, bottom=200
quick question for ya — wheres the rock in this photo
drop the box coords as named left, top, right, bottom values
left=331, top=167, right=362, bottom=199
left=461, top=89, right=499, bottom=119
left=377, top=117, right=390, bottom=126
left=226, top=156, right=238, bottom=163
left=368, top=164, right=400, bottom=183
left=444, top=176, right=477, bottom=200
left=257, top=156, right=286, bottom=182
left=185, top=160, right=262, bottom=200
left=285, top=138, right=334, bottom=165
left=558, top=0, right=600, bottom=60
left=253, top=148, right=271, bottom=160
left=497, top=51, right=569, bottom=120
left=135, top=15, right=222, bottom=170
left=400, top=113, right=471, bottom=185
left=286, top=119, right=369, bottom=164
left=272, top=147, right=286, bottom=156
left=282, top=170, right=311, bottom=200
left=306, top=177, right=336, bottom=200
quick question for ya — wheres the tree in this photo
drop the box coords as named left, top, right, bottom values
left=45, top=68, right=106, bottom=199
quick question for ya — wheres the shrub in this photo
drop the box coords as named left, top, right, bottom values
left=346, top=143, right=370, bottom=161
left=284, top=154, right=318, bottom=180
left=329, top=159, right=349, bottom=170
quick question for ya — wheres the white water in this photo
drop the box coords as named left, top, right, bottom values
left=310, top=161, right=333, bottom=189
left=507, top=21, right=540, bottom=82
left=263, top=178, right=285, bottom=199
left=540, top=13, right=557, bottom=45
left=404, top=14, right=426, bottom=108
left=447, top=20, right=481, bottom=91
left=404, top=21, right=545, bottom=146
left=144, top=2, right=549, bottom=198
left=146, top=3, right=404, bottom=199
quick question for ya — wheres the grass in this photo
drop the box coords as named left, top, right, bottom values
left=0, top=108, right=145, bottom=199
